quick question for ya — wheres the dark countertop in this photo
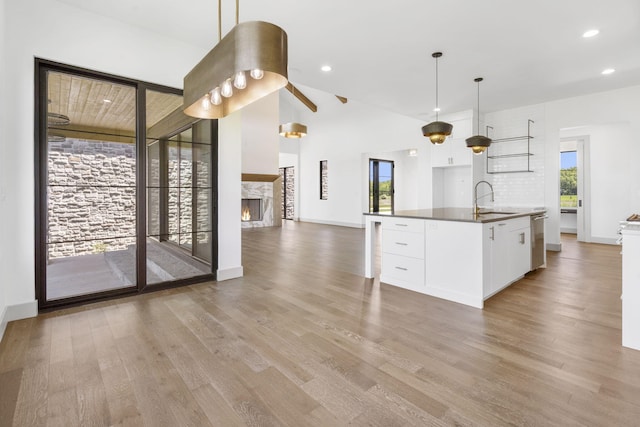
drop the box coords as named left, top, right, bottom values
left=363, top=207, right=547, bottom=223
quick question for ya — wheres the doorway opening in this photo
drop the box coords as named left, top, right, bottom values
left=369, top=159, right=394, bottom=213
left=560, top=137, right=590, bottom=242
left=279, top=166, right=295, bottom=220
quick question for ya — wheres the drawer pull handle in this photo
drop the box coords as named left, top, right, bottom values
left=395, top=242, right=408, bottom=246
left=520, top=232, right=525, bottom=244
left=395, top=266, right=408, bottom=271
left=395, top=223, right=408, bottom=227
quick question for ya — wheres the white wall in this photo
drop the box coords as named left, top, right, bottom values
left=242, top=92, right=279, bottom=175
left=0, top=0, right=8, bottom=339
left=482, top=105, right=546, bottom=208
left=481, top=85, right=640, bottom=247
left=0, top=0, right=240, bottom=320
left=561, top=122, right=634, bottom=242
left=217, top=112, right=243, bottom=280
left=294, top=85, right=430, bottom=228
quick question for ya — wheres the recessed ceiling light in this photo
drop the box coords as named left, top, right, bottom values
left=103, top=99, right=112, bottom=103
left=602, top=68, right=615, bottom=75
left=321, top=65, right=332, bottom=72
left=433, top=107, right=441, bottom=112
left=583, top=29, right=599, bottom=38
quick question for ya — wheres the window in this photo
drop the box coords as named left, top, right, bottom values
left=560, top=150, right=577, bottom=209
left=369, top=159, right=394, bottom=213
left=320, top=160, right=328, bottom=200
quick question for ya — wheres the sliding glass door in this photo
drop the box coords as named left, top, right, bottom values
left=35, top=60, right=217, bottom=309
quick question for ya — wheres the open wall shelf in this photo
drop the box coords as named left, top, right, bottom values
left=486, top=119, right=534, bottom=174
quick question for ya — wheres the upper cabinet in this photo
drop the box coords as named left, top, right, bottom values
left=431, top=118, right=473, bottom=168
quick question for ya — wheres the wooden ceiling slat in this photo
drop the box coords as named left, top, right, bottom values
left=46, top=72, right=185, bottom=139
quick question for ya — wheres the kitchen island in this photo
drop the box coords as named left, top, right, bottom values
left=363, top=208, right=546, bottom=309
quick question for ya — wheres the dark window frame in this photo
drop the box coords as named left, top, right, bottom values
left=369, top=158, right=395, bottom=213
left=34, top=58, right=218, bottom=311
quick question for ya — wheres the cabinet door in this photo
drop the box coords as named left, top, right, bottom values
left=509, top=227, right=531, bottom=279
left=449, top=138, right=471, bottom=166
left=431, top=139, right=472, bottom=167
left=488, top=221, right=510, bottom=296
left=431, top=143, right=452, bottom=167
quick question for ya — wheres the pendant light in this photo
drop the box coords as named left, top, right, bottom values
left=466, top=77, right=492, bottom=154
left=279, top=85, right=308, bottom=138
left=279, top=122, right=307, bottom=138
left=183, top=0, right=288, bottom=119
left=421, top=52, right=452, bottom=144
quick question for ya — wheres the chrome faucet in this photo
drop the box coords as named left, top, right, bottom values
left=474, top=180, right=494, bottom=215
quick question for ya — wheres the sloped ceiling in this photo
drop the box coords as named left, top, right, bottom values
left=55, top=0, right=640, bottom=121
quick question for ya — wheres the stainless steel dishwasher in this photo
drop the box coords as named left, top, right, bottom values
left=531, top=213, right=547, bottom=269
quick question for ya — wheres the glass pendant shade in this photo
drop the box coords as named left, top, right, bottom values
left=422, top=121, right=453, bottom=145
left=183, top=21, right=288, bottom=119
left=279, top=122, right=307, bottom=138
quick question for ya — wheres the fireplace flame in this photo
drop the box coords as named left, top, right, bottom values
left=241, top=206, right=251, bottom=221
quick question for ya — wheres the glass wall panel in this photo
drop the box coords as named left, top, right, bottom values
left=45, top=71, right=137, bottom=300
left=145, top=90, right=213, bottom=284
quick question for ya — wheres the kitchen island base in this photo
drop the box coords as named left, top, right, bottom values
left=364, top=209, right=544, bottom=309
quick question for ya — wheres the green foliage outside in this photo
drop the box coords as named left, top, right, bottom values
left=560, top=166, right=577, bottom=207
left=369, top=179, right=393, bottom=212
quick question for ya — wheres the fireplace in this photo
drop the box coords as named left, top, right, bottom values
left=241, top=198, right=263, bottom=222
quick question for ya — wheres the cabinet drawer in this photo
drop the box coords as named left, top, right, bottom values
left=383, top=229, right=425, bottom=259
left=509, top=216, right=530, bottom=230
left=382, top=217, right=425, bottom=234
left=381, top=253, right=425, bottom=289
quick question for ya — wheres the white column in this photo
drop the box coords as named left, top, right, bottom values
left=622, top=224, right=640, bottom=351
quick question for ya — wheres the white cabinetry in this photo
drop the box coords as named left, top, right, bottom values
left=622, top=224, right=640, bottom=351
left=509, top=220, right=531, bottom=279
left=431, top=139, right=471, bottom=167
left=485, top=221, right=510, bottom=297
left=484, top=216, right=531, bottom=298
left=380, top=218, right=425, bottom=292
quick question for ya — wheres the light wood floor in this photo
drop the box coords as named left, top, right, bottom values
left=1, top=224, right=639, bottom=426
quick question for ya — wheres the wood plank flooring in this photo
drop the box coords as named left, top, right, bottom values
left=1, top=223, right=639, bottom=426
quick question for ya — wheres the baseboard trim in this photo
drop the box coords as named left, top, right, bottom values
left=590, top=237, right=618, bottom=245
left=560, top=227, right=577, bottom=234
left=299, top=218, right=364, bottom=229
left=217, top=266, right=244, bottom=281
left=0, top=300, right=38, bottom=343
left=547, top=243, right=562, bottom=252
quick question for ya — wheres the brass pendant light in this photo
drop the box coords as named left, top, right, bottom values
left=279, top=84, right=308, bottom=138
left=466, top=77, right=492, bottom=154
left=279, top=122, right=307, bottom=138
left=183, top=0, right=288, bottom=119
left=422, top=52, right=452, bottom=144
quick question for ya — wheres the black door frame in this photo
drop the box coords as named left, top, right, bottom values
left=369, top=158, right=394, bottom=213
left=34, top=59, right=218, bottom=310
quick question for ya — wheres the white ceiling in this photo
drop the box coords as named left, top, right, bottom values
left=57, top=0, right=640, bottom=121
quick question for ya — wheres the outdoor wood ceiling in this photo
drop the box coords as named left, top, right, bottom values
left=47, top=72, right=184, bottom=139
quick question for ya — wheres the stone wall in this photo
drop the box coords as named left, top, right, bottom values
left=48, top=139, right=137, bottom=259
left=47, top=138, right=211, bottom=260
